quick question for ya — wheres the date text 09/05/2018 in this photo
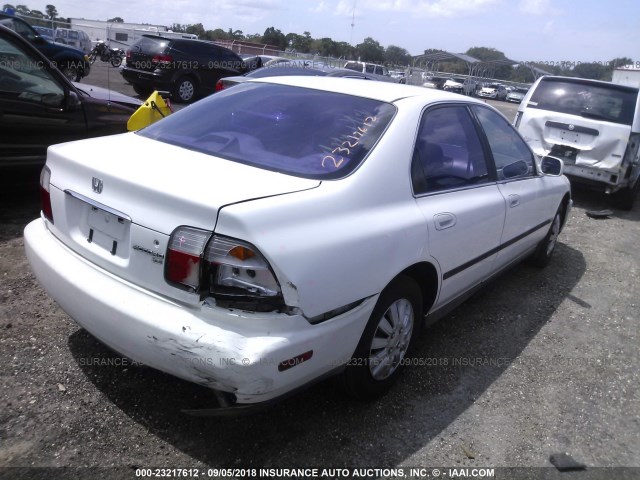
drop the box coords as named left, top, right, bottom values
left=525, top=60, right=639, bottom=68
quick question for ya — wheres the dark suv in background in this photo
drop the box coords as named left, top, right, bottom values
left=121, top=35, right=251, bottom=102
left=0, top=11, right=89, bottom=81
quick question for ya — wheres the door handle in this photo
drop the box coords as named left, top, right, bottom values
left=508, top=194, right=520, bottom=208
left=434, top=212, right=457, bottom=231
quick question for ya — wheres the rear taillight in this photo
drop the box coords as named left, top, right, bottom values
left=152, top=54, right=173, bottom=66
left=126, top=50, right=131, bottom=60
left=39, top=166, right=53, bottom=224
left=164, top=227, right=283, bottom=309
left=204, top=236, right=280, bottom=298
left=165, top=227, right=210, bottom=291
left=215, top=79, right=225, bottom=92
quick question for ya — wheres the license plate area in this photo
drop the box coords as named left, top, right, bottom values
left=550, top=144, right=579, bottom=164
left=87, top=206, right=129, bottom=256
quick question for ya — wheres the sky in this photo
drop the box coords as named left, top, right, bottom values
left=28, top=0, right=640, bottom=63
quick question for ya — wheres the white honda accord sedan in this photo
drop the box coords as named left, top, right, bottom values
left=25, top=77, right=571, bottom=414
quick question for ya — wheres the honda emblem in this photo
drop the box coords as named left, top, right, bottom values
left=92, top=177, right=103, bottom=194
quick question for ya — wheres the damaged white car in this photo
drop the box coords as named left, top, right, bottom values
left=25, top=77, right=571, bottom=414
left=515, top=75, right=640, bottom=209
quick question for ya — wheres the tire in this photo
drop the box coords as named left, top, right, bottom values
left=341, top=276, right=422, bottom=400
left=614, top=178, right=640, bottom=210
left=110, top=55, right=122, bottom=67
left=132, top=84, right=152, bottom=97
left=89, top=52, right=97, bottom=64
left=60, top=63, right=81, bottom=82
left=528, top=206, right=563, bottom=268
left=172, top=76, right=197, bottom=103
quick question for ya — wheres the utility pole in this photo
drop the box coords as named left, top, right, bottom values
left=349, top=0, right=356, bottom=46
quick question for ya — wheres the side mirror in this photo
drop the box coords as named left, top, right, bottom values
left=540, top=156, right=564, bottom=176
left=502, top=159, right=529, bottom=179
left=66, top=90, right=82, bottom=111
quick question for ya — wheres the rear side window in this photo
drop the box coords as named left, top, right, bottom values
left=138, top=83, right=396, bottom=180
left=529, top=78, right=638, bottom=126
left=412, top=105, right=490, bottom=194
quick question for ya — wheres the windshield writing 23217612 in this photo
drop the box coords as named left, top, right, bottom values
left=322, top=115, right=379, bottom=169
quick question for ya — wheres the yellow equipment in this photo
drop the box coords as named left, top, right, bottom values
left=127, top=91, right=173, bottom=131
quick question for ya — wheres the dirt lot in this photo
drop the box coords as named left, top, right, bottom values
left=0, top=64, right=639, bottom=479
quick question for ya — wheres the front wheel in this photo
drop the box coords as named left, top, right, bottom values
left=341, top=276, right=422, bottom=400
left=60, top=63, right=81, bottom=82
left=528, top=206, right=563, bottom=267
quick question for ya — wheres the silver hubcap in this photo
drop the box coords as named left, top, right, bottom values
left=179, top=81, right=194, bottom=100
left=546, top=214, right=561, bottom=256
left=368, top=298, right=414, bottom=380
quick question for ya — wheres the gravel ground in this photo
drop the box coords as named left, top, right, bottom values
left=0, top=64, right=638, bottom=479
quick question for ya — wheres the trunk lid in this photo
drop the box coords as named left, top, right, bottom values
left=45, top=133, right=320, bottom=303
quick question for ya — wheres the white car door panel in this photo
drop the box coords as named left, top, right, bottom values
left=411, top=104, right=506, bottom=308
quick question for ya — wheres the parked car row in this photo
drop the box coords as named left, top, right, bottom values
left=423, top=75, right=529, bottom=102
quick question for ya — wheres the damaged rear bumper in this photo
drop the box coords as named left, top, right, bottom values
left=24, top=219, right=376, bottom=407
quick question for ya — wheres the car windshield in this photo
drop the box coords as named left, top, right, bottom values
left=138, top=82, right=396, bottom=179
left=529, top=78, right=638, bottom=126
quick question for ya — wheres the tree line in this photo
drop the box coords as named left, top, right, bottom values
left=3, top=4, right=631, bottom=81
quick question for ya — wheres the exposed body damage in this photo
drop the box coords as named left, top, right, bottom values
left=516, top=75, right=640, bottom=209
left=522, top=114, right=640, bottom=189
left=25, top=217, right=376, bottom=405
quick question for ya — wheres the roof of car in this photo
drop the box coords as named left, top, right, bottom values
left=246, top=76, right=489, bottom=104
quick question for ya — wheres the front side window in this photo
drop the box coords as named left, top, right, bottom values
left=528, top=78, right=637, bottom=126
left=411, top=105, right=490, bottom=194
left=138, top=83, right=396, bottom=180
left=472, top=106, right=535, bottom=180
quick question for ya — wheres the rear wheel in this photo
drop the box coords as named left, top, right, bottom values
left=172, top=76, right=197, bottom=103
left=110, top=55, right=122, bottom=67
left=528, top=206, right=563, bottom=267
left=614, top=178, right=640, bottom=210
left=341, top=276, right=422, bottom=399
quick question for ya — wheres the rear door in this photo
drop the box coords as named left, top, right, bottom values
left=411, top=104, right=506, bottom=307
left=0, top=29, right=86, bottom=166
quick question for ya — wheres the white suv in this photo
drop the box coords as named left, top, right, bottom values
left=515, top=75, right=640, bottom=209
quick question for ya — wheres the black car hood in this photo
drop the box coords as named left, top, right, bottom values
left=72, top=82, right=142, bottom=109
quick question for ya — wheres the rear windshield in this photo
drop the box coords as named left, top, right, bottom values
left=138, top=83, right=395, bottom=179
left=245, top=66, right=328, bottom=78
left=134, top=36, right=170, bottom=54
left=529, top=78, right=638, bottom=126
